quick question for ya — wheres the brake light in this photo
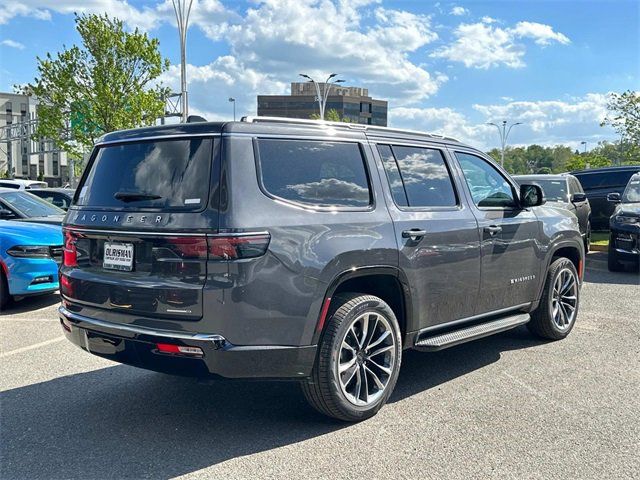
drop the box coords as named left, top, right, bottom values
left=63, top=230, right=78, bottom=267
left=207, top=233, right=270, bottom=260
left=164, top=237, right=209, bottom=259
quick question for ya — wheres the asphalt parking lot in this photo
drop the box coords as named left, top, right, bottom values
left=1, top=252, right=638, bottom=480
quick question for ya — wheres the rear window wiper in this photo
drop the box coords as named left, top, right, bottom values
left=114, top=191, right=162, bottom=202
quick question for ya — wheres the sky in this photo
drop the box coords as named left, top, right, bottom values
left=0, top=0, right=638, bottom=151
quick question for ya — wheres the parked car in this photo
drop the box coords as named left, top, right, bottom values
left=606, top=173, right=640, bottom=271
left=28, top=188, right=75, bottom=211
left=515, top=174, right=591, bottom=251
left=0, top=188, right=66, bottom=225
left=571, top=166, right=640, bottom=231
left=0, top=179, right=49, bottom=190
left=0, top=220, right=63, bottom=309
left=59, top=117, right=585, bottom=421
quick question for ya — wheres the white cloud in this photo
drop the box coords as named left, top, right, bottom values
left=450, top=6, right=469, bottom=16
left=158, top=56, right=287, bottom=121
left=389, top=93, right=614, bottom=150
left=1, top=39, right=25, bottom=50
left=220, top=1, right=443, bottom=105
left=432, top=20, right=570, bottom=69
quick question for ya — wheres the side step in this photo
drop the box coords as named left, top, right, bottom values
left=415, top=313, right=530, bottom=352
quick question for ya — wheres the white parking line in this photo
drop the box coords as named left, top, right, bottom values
left=1, top=336, right=65, bottom=358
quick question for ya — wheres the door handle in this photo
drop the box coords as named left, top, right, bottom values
left=484, top=225, right=502, bottom=236
left=402, top=228, right=427, bottom=241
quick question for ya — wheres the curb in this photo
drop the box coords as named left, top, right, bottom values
left=590, top=244, right=608, bottom=252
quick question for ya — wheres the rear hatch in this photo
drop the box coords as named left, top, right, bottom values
left=61, top=136, right=219, bottom=322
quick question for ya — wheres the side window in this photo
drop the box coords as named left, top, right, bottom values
left=456, top=152, right=517, bottom=208
left=381, top=145, right=457, bottom=207
left=51, top=193, right=69, bottom=209
left=377, top=145, right=408, bottom=207
left=257, top=139, right=371, bottom=208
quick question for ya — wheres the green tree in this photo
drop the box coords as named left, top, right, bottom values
left=566, top=153, right=612, bottom=171
left=21, top=13, right=169, bottom=157
left=601, top=90, right=640, bottom=163
left=310, top=109, right=352, bottom=122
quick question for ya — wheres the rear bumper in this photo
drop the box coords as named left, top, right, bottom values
left=59, top=306, right=317, bottom=379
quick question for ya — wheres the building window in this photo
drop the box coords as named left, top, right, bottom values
left=53, top=152, right=59, bottom=176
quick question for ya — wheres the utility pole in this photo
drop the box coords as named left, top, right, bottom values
left=487, top=120, right=523, bottom=168
left=228, top=97, right=236, bottom=121
left=299, top=73, right=345, bottom=120
left=172, top=0, right=193, bottom=123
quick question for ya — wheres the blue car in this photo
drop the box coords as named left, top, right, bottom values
left=0, top=220, right=63, bottom=309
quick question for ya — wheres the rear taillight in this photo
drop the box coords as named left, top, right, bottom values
left=207, top=233, right=270, bottom=260
left=63, top=230, right=78, bottom=267
left=164, top=237, right=209, bottom=259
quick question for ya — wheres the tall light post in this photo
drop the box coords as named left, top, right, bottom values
left=580, top=141, right=587, bottom=154
left=299, top=73, right=345, bottom=120
left=581, top=141, right=589, bottom=169
left=487, top=120, right=523, bottom=168
left=172, top=0, right=193, bottom=123
left=228, top=97, right=236, bottom=121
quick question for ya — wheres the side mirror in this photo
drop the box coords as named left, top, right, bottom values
left=520, top=184, right=545, bottom=208
left=0, top=207, right=15, bottom=219
left=571, top=192, right=587, bottom=203
left=607, top=192, right=621, bottom=203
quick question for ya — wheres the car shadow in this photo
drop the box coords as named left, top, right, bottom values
left=584, top=253, right=639, bottom=286
left=0, top=292, right=60, bottom=315
left=0, top=326, right=545, bottom=480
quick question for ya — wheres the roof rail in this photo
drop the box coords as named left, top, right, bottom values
left=240, top=116, right=460, bottom=143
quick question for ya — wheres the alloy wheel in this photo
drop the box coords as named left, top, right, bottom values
left=337, top=311, right=396, bottom=407
left=551, top=268, right=578, bottom=330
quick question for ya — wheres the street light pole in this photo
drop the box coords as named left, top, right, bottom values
left=228, top=97, right=236, bottom=121
left=487, top=120, right=523, bottom=168
left=581, top=141, right=587, bottom=154
left=172, top=0, right=193, bottom=123
left=299, top=73, right=344, bottom=120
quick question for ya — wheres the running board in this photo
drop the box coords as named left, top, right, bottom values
left=414, top=313, right=530, bottom=352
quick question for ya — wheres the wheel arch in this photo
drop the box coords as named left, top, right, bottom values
left=536, top=241, right=584, bottom=304
left=311, top=266, right=413, bottom=346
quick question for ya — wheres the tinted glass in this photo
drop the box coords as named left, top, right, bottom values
left=456, top=153, right=516, bottom=208
left=77, top=139, right=213, bottom=210
left=574, top=170, right=640, bottom=190
left=622, top=177, right=640, bottom=203
left=390, top=146, right=456, bottom=207
left=32, top=191, right=71, bottom=209
left=0, top=191, right=64, bottom=217
left=0, top=182, right=20, bottom=189
left=257, top=139, right=371, bottom=207
left=377, top=144, right=408, bottom=207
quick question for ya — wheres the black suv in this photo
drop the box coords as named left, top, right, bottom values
left=571, top=166, right=640, bottom=230
left=59, top=118, right=585, bottom=421
left=606, top=173, right=640, bottom=271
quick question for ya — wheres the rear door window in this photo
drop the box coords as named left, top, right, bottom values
left=77, top=138, right=213, bottom=210
left=256, top=139, right=371, bottom=208
left=379, top=145, right=457, bottom=208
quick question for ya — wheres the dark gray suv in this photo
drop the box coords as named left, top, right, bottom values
left=59, top=117, right=585, bottom=421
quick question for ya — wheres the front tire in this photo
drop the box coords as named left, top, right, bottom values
left=584, top=222, right=591, bottom=253
left=302, top=293, right=402, bottom=422
left=528, top=257, right=580, bottom=340
left=0, top=270, right=11, bottom=311
left=607, top=239, right=624, bottom=272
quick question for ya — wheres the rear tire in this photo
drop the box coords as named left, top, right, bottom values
left=528, top=257, right=580, bottom=340
left=0, top=270, right=11, bottom=311
left=302, top=293, right=402, bottom=422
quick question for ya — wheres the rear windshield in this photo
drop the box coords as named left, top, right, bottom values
left=77, top=138, right=213, bottom=210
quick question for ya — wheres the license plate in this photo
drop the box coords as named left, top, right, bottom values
left=103, top=242, right=134, bottom=271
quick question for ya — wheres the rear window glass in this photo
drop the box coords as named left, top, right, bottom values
left=77, top=139, right=213, bottom=210
left=257, top=139, right=371, bottom=208
left=0, top=191, right=64, bottom=217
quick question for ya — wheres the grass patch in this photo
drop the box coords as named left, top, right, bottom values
left=591, top=232, right=609, bottom=246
